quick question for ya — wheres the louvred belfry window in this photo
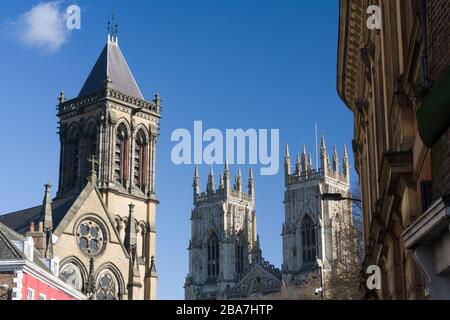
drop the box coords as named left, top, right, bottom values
left=115, top=124, right=129, bottom=186
left=134, top=130, right=147, bottom=192
left=83, top=123, right=98, bottom=179
left=301, top=215, right=317, bottom=264
left=65, top=128, right=80, bottom=190
left=207, top=232, right=220, bottom=278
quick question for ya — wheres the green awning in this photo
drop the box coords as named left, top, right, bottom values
left=417, top=65, right=450, bottom=147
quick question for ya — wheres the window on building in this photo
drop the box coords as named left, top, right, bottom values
left=115, top=124, right=129, bottom=186
left=95, top=270, right=119, bottom=300
left=207, top=232, right=220, bottom=278
left=235, top=234, right=245, bottom=276
left=39, top=293, right=46, bottom=300
left=65, top=128, right=80, bottom=189
left=301, top=215, right=317, bottom=264
left=134, top=130, right=147, bottom=192
left=83, top=123, right=98, bottom=179
left=27, top=288, right=35, bottom=300
left=60, top=262, right=84, bottom=291
left=420, top=181, right=433, bottom=212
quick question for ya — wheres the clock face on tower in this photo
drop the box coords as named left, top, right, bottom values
left=76, top=218, right=107, bottom=257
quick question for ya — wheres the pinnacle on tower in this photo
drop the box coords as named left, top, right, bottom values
left=219, top=174, right=224, bottom=190
left=343, top=145, right=350, bottom=179
left=41, top=183, right=54, bottom=259
left=235, top=167, right=243, bottom=192
left=321, top=135, right=327, bottom=152
left=285, top=144, right=291, bottom=159
left=333, top=145, right=339, bottom=173
left=193, top=165, right=200, bottom=203
left=207, top=166, right=215, bottom=195
left=295, top=153, right=301, bottom=175
left=284, top=144, right=291, bottom=178
left=223, top=160, right=230, bottom=193
left=308, top=153, right=313, bottom=172
left=301, top=144, right=307, bottom=173
left=124, top=203, right=137, bottom=253
left=41, top=183, right=53, bottom=231
left=248, top=167, right=254, bottom=197
left=320, top=135, right=329, bottom=175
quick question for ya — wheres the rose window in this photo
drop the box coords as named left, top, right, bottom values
left=76, top=219, right=106, bottom=256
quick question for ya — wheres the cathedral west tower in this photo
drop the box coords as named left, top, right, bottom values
left=282, top=137, right=352, bottom=285
left=185, top=165, right=281, bottom=300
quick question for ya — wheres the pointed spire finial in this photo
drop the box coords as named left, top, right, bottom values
left=207, top=166, right=215, bottom=194
left=308, top=153, right=313, bottom=170
left=295, top=153, right=301, bottom=175
left=285, top=144, right=290, bottom=159
left=249, top=166, right=254, bottom=180
left=194, top=165, right=199, bottom=178
left=344, top=145, right=348, bottom=159
left=124, top=203, right=137, bottom=252
left=193, top=166, right=200, bottom=203
left=209, top=165, right=214, bottom=177
left=58, top=91, right=65, bottom=104
left=321, top=135, right=326, bottom=150
left=219, top=174, right=224, bottom=189
left=42, top=183, right=53, bottom=231
left=107, top=12, right=118, bottom=45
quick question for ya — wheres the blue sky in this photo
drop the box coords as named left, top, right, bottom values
left=0, top=1, right=355, bottom=299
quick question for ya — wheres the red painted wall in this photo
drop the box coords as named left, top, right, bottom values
left=21, top=271, right=75, bottom=300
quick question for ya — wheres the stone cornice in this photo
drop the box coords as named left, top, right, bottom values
left=58, top=88, right=161, bottom=119
left=337, top=0, right=365, bottom=112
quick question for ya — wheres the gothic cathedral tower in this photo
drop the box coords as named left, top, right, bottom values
left=56, top=32, right=161, bottom=299
left=282, top=137, right=352, bottom=285
left=185, top=165, right=268, bottom=299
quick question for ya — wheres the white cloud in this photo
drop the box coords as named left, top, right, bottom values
left=11, top=1, right=71, bottom=52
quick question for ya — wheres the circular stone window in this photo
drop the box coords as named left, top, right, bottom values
left=76, top=218, right=107, bottom=257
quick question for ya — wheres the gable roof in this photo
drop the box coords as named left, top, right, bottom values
left=0, top=222, right=51, bottom=271
left=0, top=196, right=77, bottom=235
left=78, top=39, right=143, bottom=99
left=0, top=222, right=24, bottom=260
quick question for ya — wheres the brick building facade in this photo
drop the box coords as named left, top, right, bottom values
left=337, top=0, right=450, bottom=299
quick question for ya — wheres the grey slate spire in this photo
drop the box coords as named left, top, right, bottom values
left=78, top=35, right=143, bottom=99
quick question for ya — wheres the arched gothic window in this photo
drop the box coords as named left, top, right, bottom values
left=115, top=124, right=129, bottom=186
left=60, top=263, right=84, bottom=291
left=95, top=270, right=119, bottom=300
left=134, top=130, right=147, bottom=192
left=83, top=122, right=98, bottom=179
left=235, top=233, right=245, bottom=277
left=207, top=232, right=220, bottom=278
left=65, top=127, right=80, bottom=189
left=301, top=215, right=317, bottom=264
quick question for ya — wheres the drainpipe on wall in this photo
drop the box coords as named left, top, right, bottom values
left=419, top=0, right=429, bottom=89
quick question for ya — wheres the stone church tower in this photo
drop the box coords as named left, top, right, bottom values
left=0, top=30, right=160, bottom=300
left=282, top=137, right=352, bottom=285
left=185, top=165, right=282, bottom=300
